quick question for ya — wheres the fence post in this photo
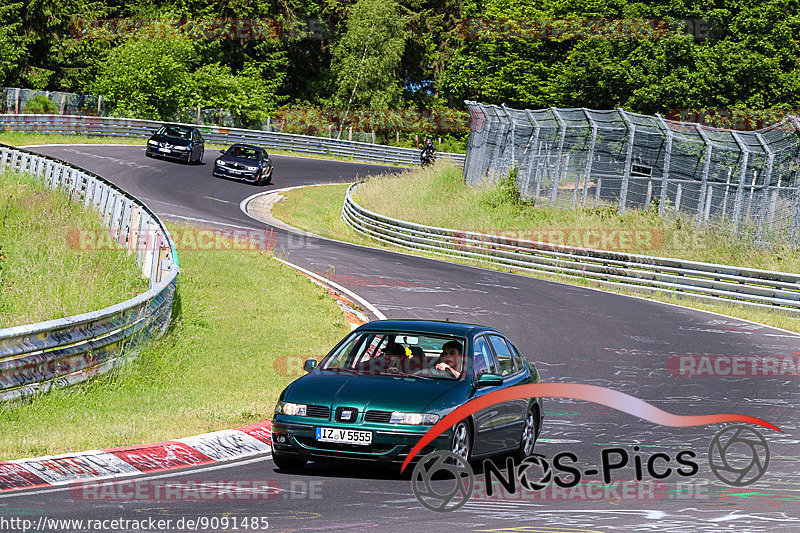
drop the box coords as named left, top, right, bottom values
left=755, top=132, right=775, bottom=242
left=731, top=131, right=750, bottom=233
left=521, top=110, right=541, bottom=198
left=581, top=109, right=598, bottom=208
left=550, top=107, right=566, bottom=206
left=618, top=109, right=636, bottom=214
left=694, top=125, right=714, bottom=225
left=502, top=104, right=516, bottom=174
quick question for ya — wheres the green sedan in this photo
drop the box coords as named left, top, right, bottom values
left=271, top=320, right=543, bottom=470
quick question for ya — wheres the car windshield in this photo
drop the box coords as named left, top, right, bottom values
left=226, top=146, right=261, bottom=160
left=157, top=126, right=191, bottom=139
left=319, top=331, right=466, bottom=380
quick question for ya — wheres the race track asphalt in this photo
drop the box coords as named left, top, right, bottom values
left=5, top=144, right=799, bottom=532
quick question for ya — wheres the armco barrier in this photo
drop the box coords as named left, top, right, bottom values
left=342, top=183, right=800, bottom=315
left=0, top=143, right=178, bottom=402
left=0, top=114, right=466, bottom=167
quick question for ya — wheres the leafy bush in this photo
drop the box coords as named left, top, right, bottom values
left=22, top=94, right=58, bottom=114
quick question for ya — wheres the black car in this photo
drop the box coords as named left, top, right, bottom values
left=145, top=124, right=205, bottom=164
left=213, top=144, right=273, bottom=185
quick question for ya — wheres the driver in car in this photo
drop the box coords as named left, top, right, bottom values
left=435, top=341, right=463, bottom=378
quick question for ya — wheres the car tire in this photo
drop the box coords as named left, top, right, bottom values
left=272, top=452, right=307, bottom=471
left=515, top=405, right=541, bottom=461
left=265, top=170, right=273, bottom=185
left=196, top=148, right=204, bottom=165
left=451, top=420, right=472, bottom=461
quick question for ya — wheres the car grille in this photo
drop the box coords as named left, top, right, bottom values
left=295, top=437, right=395, bottom=454
left=364, top=410, right=393, bottom=423
left=335, top=406, right=359, bottom=423
left=305, top=405, right=331, bottom=419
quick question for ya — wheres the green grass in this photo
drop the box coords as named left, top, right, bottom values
left=0, top=131, right=147, bottom=147
left=0, top=170, right=148, bottom=328
left=271, top=163, right=800, bottom=333
left=0, top=222, right=350, bottom=459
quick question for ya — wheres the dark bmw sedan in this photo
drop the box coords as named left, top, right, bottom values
left=145, top=124, right=205, bottom=164
left=271, top=320, right=543, bottom=471
left=213, top=144, right=273, bottom=185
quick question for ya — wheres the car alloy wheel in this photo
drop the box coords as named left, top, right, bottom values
left=451, top=421, right=472, bottom=460
left=517, top=407, right=540, bottom=459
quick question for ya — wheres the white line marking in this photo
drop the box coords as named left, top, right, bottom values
left=275, top=257, right=386, bottom=321
left=204, top=196, right=230, bottom=203
left=160, top=213, right=257, bottom=230
left=0, top=454, right=272, bottom=499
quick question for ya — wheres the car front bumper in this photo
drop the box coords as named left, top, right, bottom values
left=212, top=166, right=261, bottom=182
left=146, top=146, right=190, bottom=161
left=271, top=418, right=450, bottom=465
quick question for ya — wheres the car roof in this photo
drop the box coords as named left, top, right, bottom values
left=229, top=143, right=263, bottom=151
left=353, top=319, right=498, bottom=337
left=162, top=124, right=194, bottom=130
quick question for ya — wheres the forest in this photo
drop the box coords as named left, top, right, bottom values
left=2, top=0, right=799, bottom=137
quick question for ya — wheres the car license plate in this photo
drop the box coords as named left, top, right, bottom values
left=158, top=147, right=169, bottom=153
left=316, top=427, right=372, bottom=445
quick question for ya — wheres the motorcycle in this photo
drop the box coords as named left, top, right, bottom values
left=420, top=149, right=436, bottom=167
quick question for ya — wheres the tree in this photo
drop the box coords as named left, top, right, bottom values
left=91, top=38, right=195, bottom=120
left=331, top=0, right=408, bottom=110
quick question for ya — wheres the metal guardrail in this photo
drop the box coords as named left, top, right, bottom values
left=0, top=114, right=466, bottom=167
left=342, top=183, right=800, bottom=315
left=0, top=143, right=179, bottom=402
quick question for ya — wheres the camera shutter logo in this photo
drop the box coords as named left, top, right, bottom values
left=708, top=425, right=770, bottom=487
left=517, top=456, right=553, bottom=490
left=411, top=451, right=474, bottom=512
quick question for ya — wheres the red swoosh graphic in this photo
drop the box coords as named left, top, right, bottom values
left=400, top=383, right=781, bottom=473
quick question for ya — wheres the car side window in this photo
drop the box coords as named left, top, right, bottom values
left=195, top=130, right=204, bottom=142
left=487, top=335, right=517, bottom=376
left=472, top=336, right=497, bottom=379
left=510, top=342, right=526, bottom=372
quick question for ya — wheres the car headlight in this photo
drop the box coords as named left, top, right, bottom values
left=275, top=401, right=307, bottom=416
left=216, top=160, right=226, bottom=166
left=147, top=140, right=157, bottom=146
left=246, top=166, right=258, bottom=171
left=173, top=145, right=188, bottom=151
left=389, top=412, right=439, bottom=425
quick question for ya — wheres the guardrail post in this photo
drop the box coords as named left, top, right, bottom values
left=755, top=132, right=775, bottom=242
left=581, top=109, right=598, bottom=208
left=0, top=147, right=8, bottom=168
left=618, top=109, right=636, bottom=214
left=694, top=125, right=714, bottom=225
left=550, top=108, right=566, bottom=206
left=731, top=131, right=751, bottom=232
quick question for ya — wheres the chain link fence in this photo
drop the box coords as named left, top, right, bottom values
left=464, top=101, right=800, bottom=245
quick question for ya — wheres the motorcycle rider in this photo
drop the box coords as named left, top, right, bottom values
left=420, top=138, right=436, bottom=166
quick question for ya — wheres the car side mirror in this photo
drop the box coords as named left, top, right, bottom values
left=475, top=373, right=503, bottom=387
left=220, top=150, right=226, bottom=154
left=303, top=359, right=318, bottom=372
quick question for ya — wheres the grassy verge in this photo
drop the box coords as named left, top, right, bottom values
left=0, top=222, right=350, bottom=459
left=271, top=164, right=800, bottom=333
left=0, top=131, right=411, bottom=166
left=0, top=170, right=148, bottom=328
